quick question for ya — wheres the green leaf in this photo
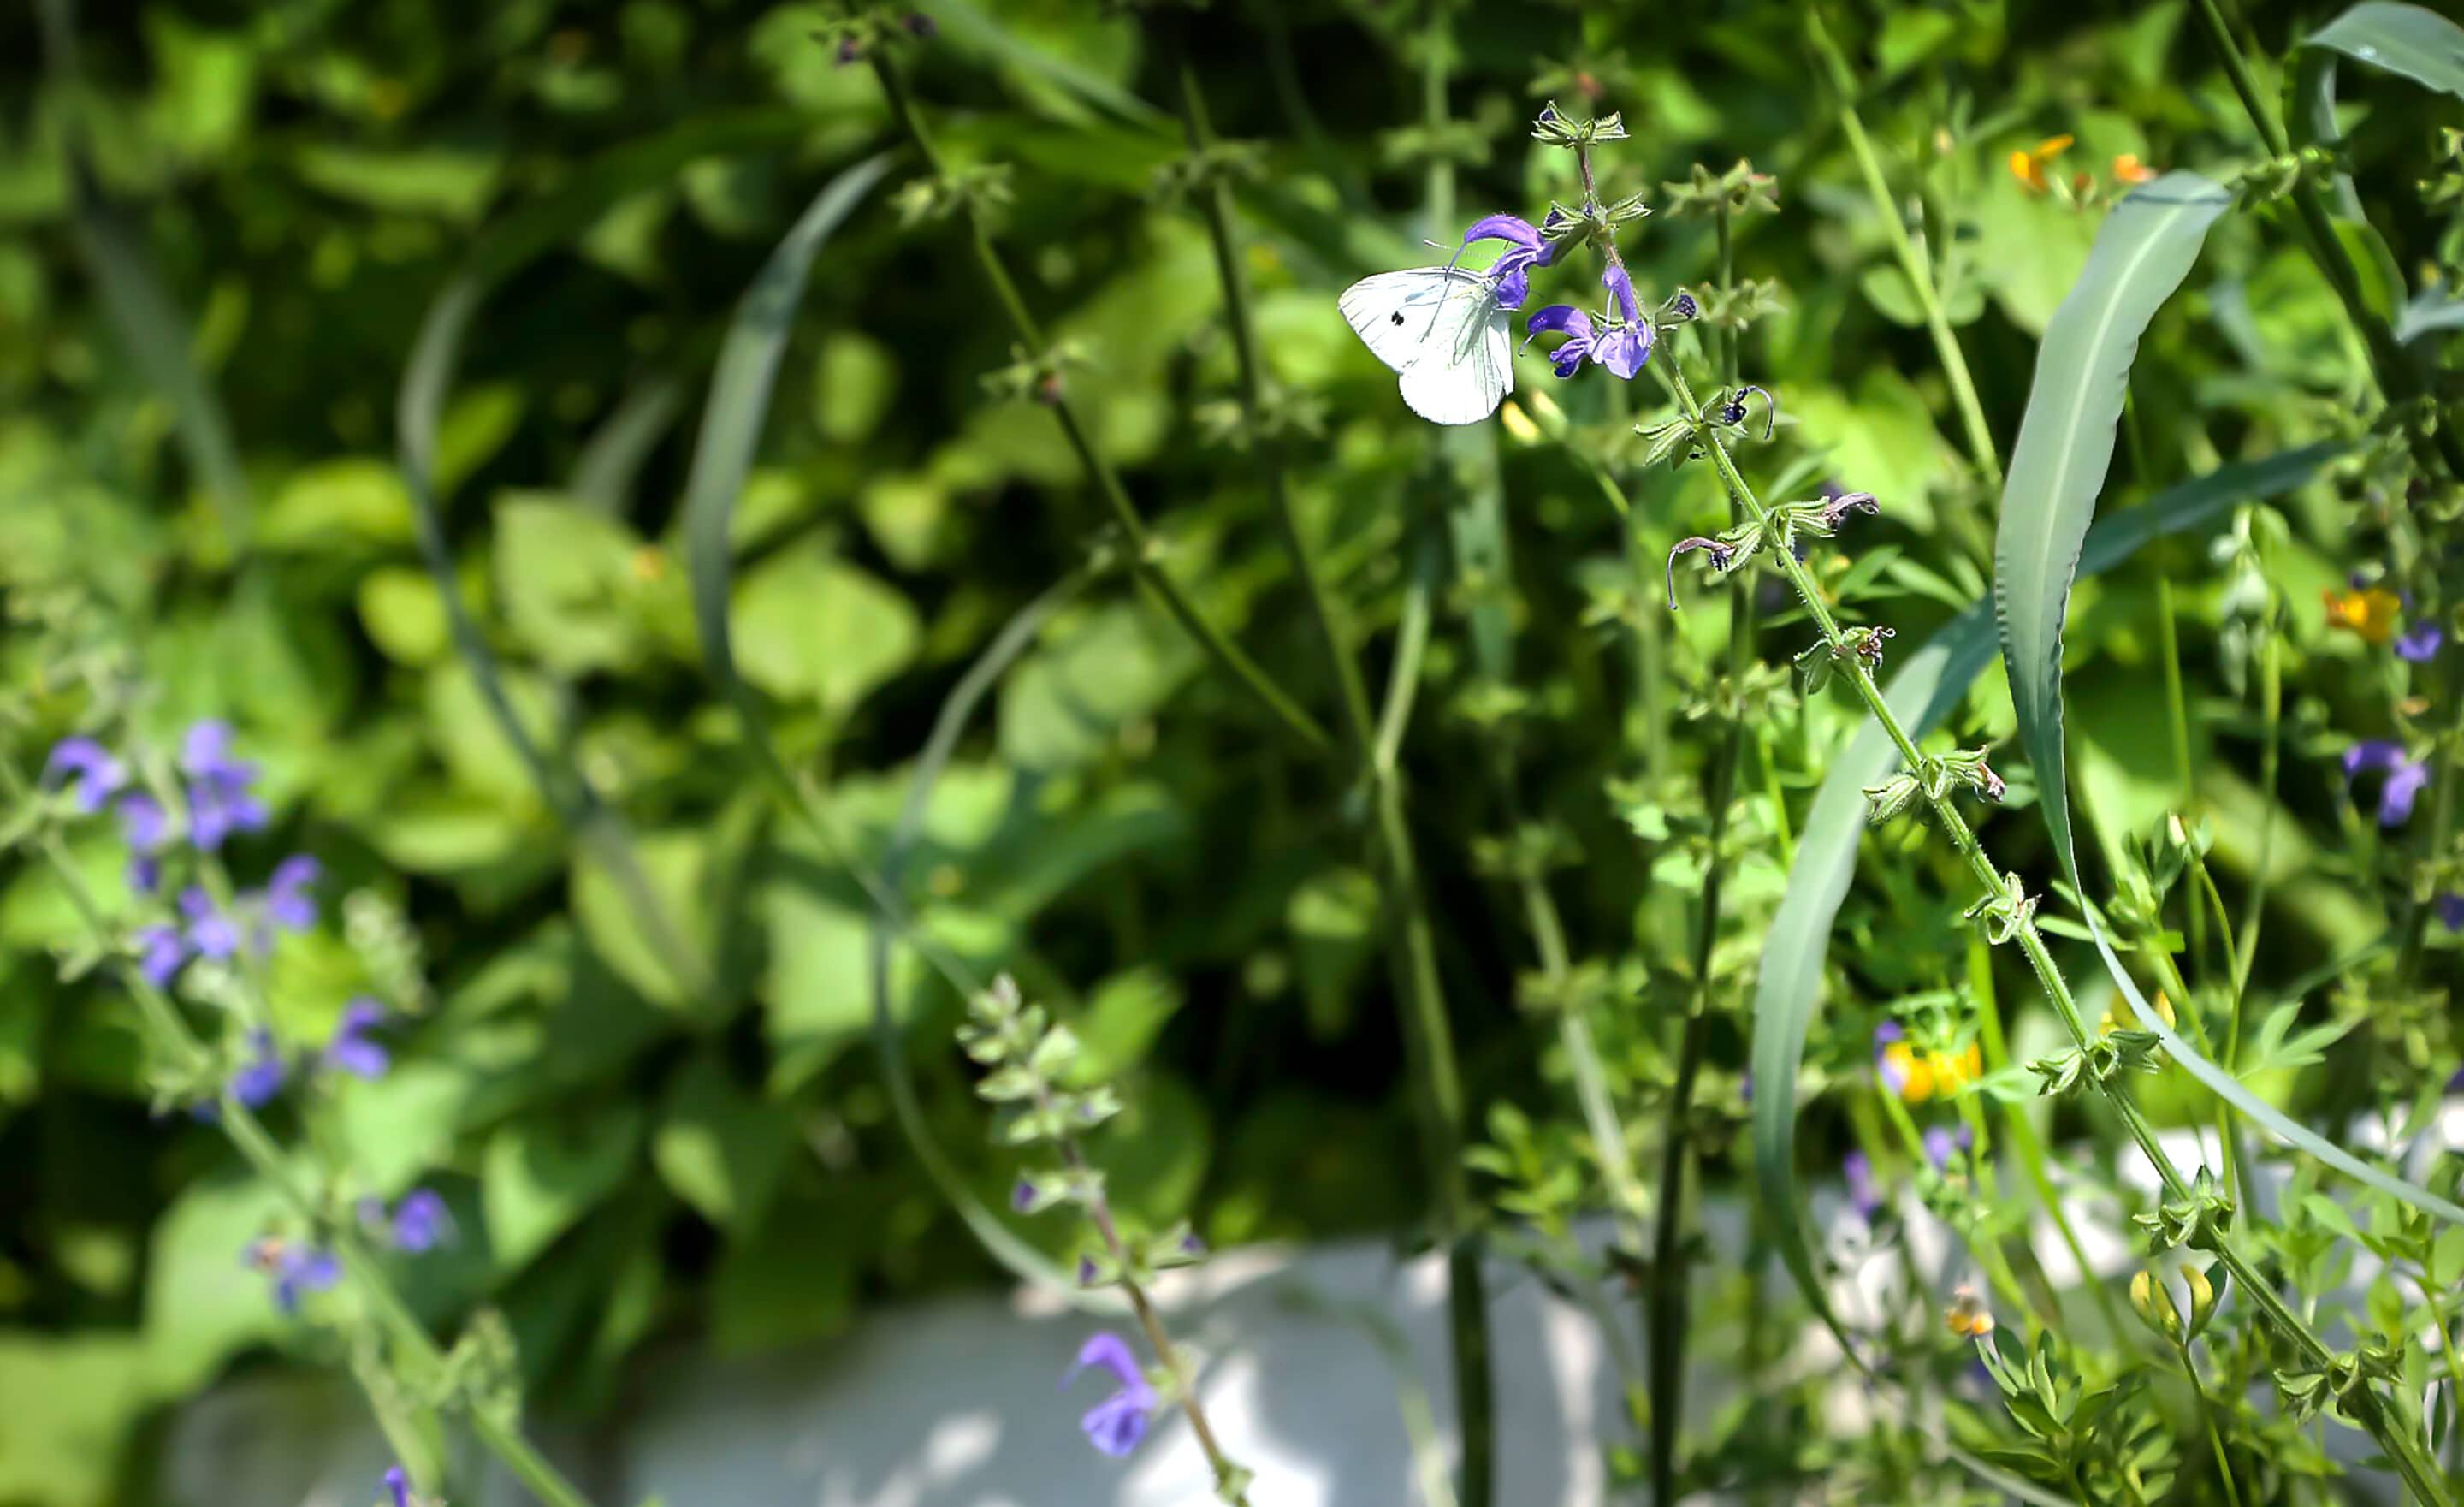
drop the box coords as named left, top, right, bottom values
left=1752, top=445, right=2337, bottom=1350
left=1994, top=174, right=2464, bottom=1227
left=998, top=605, right=1198, bottom=771
left=482, top=1104, right=646, bottom=1271
left=1997, top=172, right=2231, bottom=886
left=709, top=1196, right=856, bottom=1356
left=142, top=1176, right=287, bottom=1396
left=257, top=458, right=412, bottom=551
left=572, top=829, right=714, bottom=1011
left=495, top=493, right=652, bottom=674
left=2307, top=3, right=2464, bottom=102
left=1288, top=866, right=1381, bottom=1039
left=293, top=143, right=505, bottom=221
left=1065, top=967, right=1184, bottom=1086
left=0, top=1333, right=153, bottom=1507
left=653, top=1051, right=792, bottom=1235
left=730, top=543, right=920, bottom=714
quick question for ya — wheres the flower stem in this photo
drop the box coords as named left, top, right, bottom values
left=2185, top=0, right=2464, bottom=484
left=1660, top=361, right=2457, bottom=1507
left=2176, top=1338, right=2248, bottom=1507
left=1803, top=8, right=2002, bottom=507
left=0, top=759, right=601, bottom=1507
left=864, top=52, right=1331, bottom=756
left=1170, top=47, right=1488, bottom=1507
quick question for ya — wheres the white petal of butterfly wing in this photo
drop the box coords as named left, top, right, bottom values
left=1396, top=291, right=1512, bottom=425
left=1340, top=268, right=1475, bottom=374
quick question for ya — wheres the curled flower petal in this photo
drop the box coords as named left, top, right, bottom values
left=1665, top=537, right=1736, bottom=609
left=1602, top=264, right=1640, bottom=324
left=325, top=999, right=391, bottom=1080
left=1522, top=304, right=1596, bottom=377
left=1064, top=1332, right=1157, bottom=1458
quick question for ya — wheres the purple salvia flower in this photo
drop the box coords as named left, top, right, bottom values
left=385, top=1467, right=412, bottom=1507
left=264, top=856, right=320, bottom=933
left=1454, top=213, right=1553, bottom=311
left=1591, top=265, right=1651, bottom=378
left=1064, top=1332, right=1157, bottom=1457
left=136, top=924, right=187, bottom=986
left=229, top=1028, right=287, bottom=1107
left=181, top=887, right=240, bottom=960
left=2437, top=894, right=2464, bottom=933
left=119, top=792, right=170, bottom=851
left=1922, top=1124, right=1974, bottom=1171
left=1872, top=1022, right=1908, bottom=1095
left=45, top=737, right=126, bottom=813
left=2397, top=623, right=2445, bottom=663
left=247, top=1237, right=341, bottom=1313
left=391, top=1189, right=453, bottom=1253
left=1815, top=492, right=1881, bottom=531
left=1665, top=537, right=1737, bottom=609
left=1011, top=1178, right=1039, bottom=1213
left=325, top=999, right=391, bottom=1080
left=181, top=720, right=266, bottom=851
left=1522, top=305, right=1598, bottom=377
left=2344, top=740, right=2430, bottom=826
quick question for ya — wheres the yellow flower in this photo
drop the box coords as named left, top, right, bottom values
left=2112, top=153, right=2157, bottom=185
left=2100, top=989, right=2176, bottom=1036
left=2008, top=134, right=2075, bottom=193
left=2324, top=586, right=2402, bottom=645
left=1946, top=1285, right=1995, bottom=1338
left=1880, top=1038, right=1984, bottom=1101
left=1498, top=401, right=1542, bottom=445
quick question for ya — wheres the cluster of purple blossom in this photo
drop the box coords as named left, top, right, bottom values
left=1454, top=212, right=1655, bottom=381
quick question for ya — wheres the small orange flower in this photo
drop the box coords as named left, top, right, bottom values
left=2113, top=153, right=2157, bottom=185
left=1946, top=1285, right=1996, bottom=1338
left=2008, top=134, right=2075, bottom=193
left=1879, top=1036, right=1984, bottom=1102
left=2325, top=586, right=2403, bottom=645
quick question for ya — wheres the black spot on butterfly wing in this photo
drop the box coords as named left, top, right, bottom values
left=1390, top=311, right=1406, bottom=326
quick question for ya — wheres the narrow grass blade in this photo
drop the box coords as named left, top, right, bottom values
left=571, top=376, right=684, bottom=515
left=1992, top=175, right=2464, bottom=1225
left=2307, top=2, right=2464, bottom=101
left=1754, top=445, right=2338, bottom=1348
left=672, top=157, right=1100, bottom=1304
left=68, top=158, right=249, bottom=534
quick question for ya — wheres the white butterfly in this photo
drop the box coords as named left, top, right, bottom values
left=1338, top=267, right=1513, bottom=426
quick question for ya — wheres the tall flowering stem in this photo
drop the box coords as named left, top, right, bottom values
left=1167, top=45, right=1491, bottom=1507
left=0, top=753, right=601, bottom=1507
left=862, top=52, right=1330, bottom=756
left=1654, top=359, right=2460, bottom=1507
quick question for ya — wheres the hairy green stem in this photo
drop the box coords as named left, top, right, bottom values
left=1171, top=49, right=1489, bottom=1507
left=5, top=761, right=599, bottom=1507
left=1664, top=362, right=2457, bottom=1507
left=866, top=53, right=1330, bottom=756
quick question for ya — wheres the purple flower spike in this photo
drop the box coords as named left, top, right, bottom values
left=384, top=1467, right=412, bottom=1507
left=2344, top=740, right=2429, bottom=826
left=325, top=999, right=392, bottom=1080
left=1455, top=213, right=1553, bottom=310
left=136, top=925, right=188, bottom=987
left=229, top=1028, right=287, bottom=1107
left=2397, top=623, right=2445, bottom=663
left=1522, top=305, right=1597, bottom=378
left=264, top=856, right=320, bottom=933
left=391, top=1189, right=453, bottom=1253
left=1064, top=1332, right=1157, bottom=1458
left=46, top=737, right=126, bottom=813
left=2438, top=894, right=2464, bottom=933
left=181, top=887, right=240, bottom=960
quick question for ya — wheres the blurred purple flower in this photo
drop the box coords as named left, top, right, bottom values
left=1064, top=1332, right=1156, bottom=1457
left=2397, top=623, right=2445, bottom=663
left=2437, top=894, right=2464, bottom=932
left=45, top=736, right=127, bottom=813
left=137, top=925, right=187, bottom=987
left=1011, top=1178, right=1039, bottom=1213
left=247, top=1237, right=340, bottom=1313
left=181, top=721, right=266, bottom=851
left=181, top=887, right=240, bottom=960
left=264, top=856, right=320, bottom=932
left=384, top=1467, right=412, bottom=1507
left=1077, top=1255, right=1101, bottom=1287
left=2344, top=740, right=2429, bottom=826
left=1872, top=1022, right=1908, bottom=1095
left=1843, top=1149, right=1881, bottom=1221
left=390, top=1189, right=451, bottom=1252
left=230, top=1028, right=287, bottom=1107
left=1456, top=213, right=1553, bottom=310
left=325, top=1000, right=390, bottom=1080
left=1922, top=1124, right=1974, bottom=1171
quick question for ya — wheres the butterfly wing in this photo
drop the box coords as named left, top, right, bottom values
left=1342, top=268, right=1513, bottom=426
left=1395, top=283, right=1513, bottom=426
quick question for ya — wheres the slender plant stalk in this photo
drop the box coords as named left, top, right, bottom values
left=1170, top=47, right=1491, bottom=1507
left=1804, top=8, right=2002, bottom=507
left=1642, top=157, right=1752, bottom=1507
left=1659, top=359, right=2459, bottom=1507
left=3, top=760, right=600, bottom=1507
left=2175, top=1338, right=2248, bottom=1507
left=864, top=53, right=1330, bottom=756
left=2186, top=0, right=2464, bottom=485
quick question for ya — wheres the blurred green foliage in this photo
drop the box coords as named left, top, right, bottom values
left=1, top=0, right=2459, bottom=1502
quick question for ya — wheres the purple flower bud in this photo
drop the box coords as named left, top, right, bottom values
left=2344, top=740, right=2429, bottom=827
left=264, top=855, right=320, bottom=932
left=1077, top=1255, right=1101, bottom=1286
left=136, top=924, right=187, bottom=986
left=324, top=999, right=391, bottom=1080
left=229, top=1028, right=287, bottom=1107
left=181, top=887, right=240, bottom=960
left=2439, top=893, right=2464, bottom=933
left=390, top=1189, right=452, bottom=1253
left=1011, top=1178, right=1039, bottom=1213
left=2397, top=623, right=2444, bottom=663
